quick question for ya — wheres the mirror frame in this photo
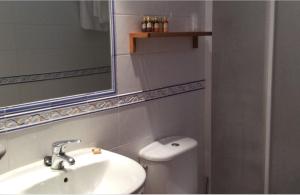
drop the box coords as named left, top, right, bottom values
left=0, top=0, right=116, bottom=117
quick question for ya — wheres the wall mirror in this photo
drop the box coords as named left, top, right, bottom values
left=0, top=0, right=115, bottom=115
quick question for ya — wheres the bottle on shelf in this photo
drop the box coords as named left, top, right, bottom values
left=159, top=17, right=163, bottom=32
left=141, top=16, right=147, bottom=32
left=151, top=16, right=155, bottom=32
left=154, top=16, right=160, bottom=32
left=163, top=16, right=168, bottom=32
left=146, top=16, right=153, bottom=32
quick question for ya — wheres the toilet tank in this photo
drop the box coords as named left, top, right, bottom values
left=139, top=136, right=198, bottom=194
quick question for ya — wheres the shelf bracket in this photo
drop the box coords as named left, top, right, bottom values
left=192, top=36, right=198, bottom=48
left=130, top=34, right=136, bottom=54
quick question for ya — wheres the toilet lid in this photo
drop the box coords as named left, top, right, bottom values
left=139, top=136, right=197, bottom=162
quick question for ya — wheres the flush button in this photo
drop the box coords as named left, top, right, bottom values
left=171, top=143, right=180, bottom=147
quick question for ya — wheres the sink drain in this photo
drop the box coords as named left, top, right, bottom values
left=171, top=143, right=180, bottom=147
left=64, top=177, right=68, bottom=183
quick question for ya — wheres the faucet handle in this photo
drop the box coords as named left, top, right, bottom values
left=52, top=139, right=81, bottom=154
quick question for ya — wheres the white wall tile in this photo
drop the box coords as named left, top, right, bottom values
left=62, top=29, right=110, bottom=49
left=17, top=47, right=109, bottom=74
left=0, top=51, right=18, bottom=77
left=0, top=2, right=13, bottom=6
left=114, top=1, right=204, bottom=17
left=116, top=50, right=204, bottom=93
left=117, top=102, right=154, bottom=145
left=111, top=136, right=153, bottom=162
left=142, top=91, right=204, bottom=139
left=0, top=85, right=21, bottom=107
left=6, top=128, right=42, bottom=170
left=14, top=5, right=78, bottom=25
left=114, top=14, right=140, bottom=55
left=0, top=24, right=15, bottom=50
left=15, top=25, right=64, bottom=49
left=0, top=6, right=15, bottom=23
left=117, top=90, right=204, bottom=144
left=12, top=1, right=77, bottom=7
left=18, top=74, right=111, bottom=105
left=15, top=25, right=108, bottom=50
left=117, top=89, right=204, bottom=145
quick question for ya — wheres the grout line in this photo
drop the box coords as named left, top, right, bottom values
left=202, top=1, right=213, bottom=193
left=114, top=13, right=193, bottom=18
left=116, top=49, right=204, bottom=57
left=264, top=1, right=275, bottom=193
left=116, top=46, right=209, bottom=56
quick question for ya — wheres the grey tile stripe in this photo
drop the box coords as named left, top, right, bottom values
left=0, top=66, right=111, bottom=86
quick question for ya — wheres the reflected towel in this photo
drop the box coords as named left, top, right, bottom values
left=80, top=0, right=109, bottom=31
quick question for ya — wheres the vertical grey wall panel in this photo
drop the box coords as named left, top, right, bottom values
left=270, top=2, right=300, bottom=193
left=211, top=2, right=267, bottom=193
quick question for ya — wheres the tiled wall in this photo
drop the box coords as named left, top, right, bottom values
left=0, top=1, right=211, bottom=192
left=0, top=1, right=111, bottom=106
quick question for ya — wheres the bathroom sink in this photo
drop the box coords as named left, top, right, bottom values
left=0, top=148, right=146, bottom=194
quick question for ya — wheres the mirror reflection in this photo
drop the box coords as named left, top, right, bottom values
left=0, top=1, right=112, bottom=107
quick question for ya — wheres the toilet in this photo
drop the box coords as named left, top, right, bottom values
left=139, top=136, right=198, bottom=194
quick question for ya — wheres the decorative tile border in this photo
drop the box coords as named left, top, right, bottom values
left=0, top=66, right=111, bottom=86
left=0, top=80, right=205, bottom=133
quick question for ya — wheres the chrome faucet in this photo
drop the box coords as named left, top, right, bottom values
left=44, top=139, right=81, bottom=170
left=0, top=144, right=6, bottom=160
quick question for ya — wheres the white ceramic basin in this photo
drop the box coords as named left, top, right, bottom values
left=0, top=148, right=146, bottom=194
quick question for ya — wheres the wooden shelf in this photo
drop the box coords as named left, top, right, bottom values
left=129, top=31, right=212, bottom=54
